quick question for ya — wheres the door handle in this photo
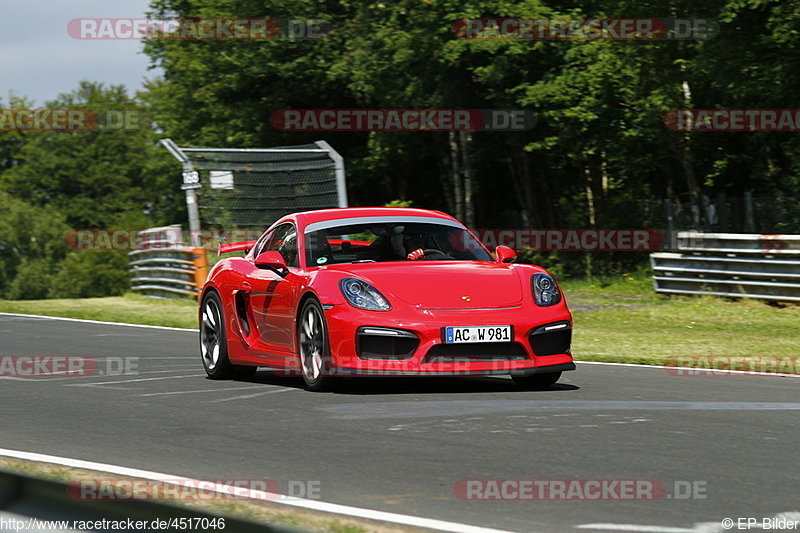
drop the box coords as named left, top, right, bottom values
left=240, top=282, right=252, bottom=292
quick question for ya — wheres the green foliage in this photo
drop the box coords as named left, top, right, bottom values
left=0, top=83, right=185, bottom=299
left=6, top=0, right=800, bottom=300
left=0, top=82, right=183, bottom=229
left=5, top=260, right=56, bottom=300
left=0, top=194, right=130, bottom=299
left=140, top=0, right=800, bottom=236
left=50, top=252, right=130, bottom=299
left=516, top=249, right=565, bottom=279
left=384, top=199, right=414, bottom=208
left=0, top=94, right=34, bottom=173
left=0, top=193, right=69, bottom=298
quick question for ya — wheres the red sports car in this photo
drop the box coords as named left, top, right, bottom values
left=199, top=207, right=574, bottom=391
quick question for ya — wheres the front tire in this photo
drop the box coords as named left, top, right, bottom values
left=513, top=371, right=562, bottom=390
left=297, top=298, right=338, bottom=392
left=200, top=290, right=257, bottom=380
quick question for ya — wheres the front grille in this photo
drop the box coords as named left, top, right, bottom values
left=357, top=327, right=419, bottom=360
left=528, top=321, right=571, bottom=356
left=423, top=342, right=528, bottom=363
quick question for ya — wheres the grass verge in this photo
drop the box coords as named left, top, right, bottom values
left=561, top=272, right=800, bottom=372
left=1, top=276, right=798, bottom=373
left=0, top=293, right=197, bottom=329
left=0, top=457, right=424, bottom=533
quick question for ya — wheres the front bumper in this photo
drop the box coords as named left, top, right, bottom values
left=323, top=301, right=574, bottom=377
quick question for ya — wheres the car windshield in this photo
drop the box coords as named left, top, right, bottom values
left=304, top=221, right=492, bottom=266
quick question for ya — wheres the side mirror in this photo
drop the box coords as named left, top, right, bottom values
left=495, top=245, right=517, bottom=263
left=254, top=251, right=287, bottom=271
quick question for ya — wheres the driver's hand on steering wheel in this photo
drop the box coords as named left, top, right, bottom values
left=407, top=248, right=425, bottom=260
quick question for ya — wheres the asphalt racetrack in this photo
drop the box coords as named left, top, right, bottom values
left=0, top=313, right=798, bottom=532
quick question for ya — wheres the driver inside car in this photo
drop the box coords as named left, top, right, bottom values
left=404, top=232, right=428, bottom=260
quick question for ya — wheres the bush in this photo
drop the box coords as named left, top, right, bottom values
left=0, top=193, right=69, bottom=298
left=50, top=252, right=130, bottom=298
left=5, top=260, right=57, bottom=300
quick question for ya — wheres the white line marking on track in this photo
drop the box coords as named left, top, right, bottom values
left=116, top=370, right=201, bottom=376
left=65, top=374, right=204, bottom=386
left=0, top=448, right=516, bottom=533
left=0, top=312, right=198, bottom=332
left=0, top=376, right=74, bottom=382
left=5, top=312, right=796, bottom=378
left=209, top=387, right=295, bottom=402
left=141, top=357, right=196, bottom=359
left=575, top=524, right=709, bottom=532
left=93, top=333, right=154, bottom=337
left=576, top=513, right=800, bottom=532
left=574, top=360, right=800, bottom=378
left=139, top=386, right=269, bottom=397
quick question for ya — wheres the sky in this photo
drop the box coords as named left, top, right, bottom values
left=1, top=0, right=161, bottom=106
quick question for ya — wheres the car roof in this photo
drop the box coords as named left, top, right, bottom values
left=283, top=207, right=458, bottom=229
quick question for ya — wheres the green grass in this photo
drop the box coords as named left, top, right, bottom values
left=0, top=458, right=373, bottom=533
left=0, top=293, right=197, bottom=329
left=561, top=271, right=800, bottom=370
left=572, top=295, right=800, bottom=365
left=559, top=268, right=660, bottom=301
left=1, top=277, right=798, bottom=372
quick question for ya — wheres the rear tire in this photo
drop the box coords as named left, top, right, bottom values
left=513, top=371, right=562, bottom=390
left=297, top=298, right=338, bottom=392
left=200, top=291, right=257, bottom=380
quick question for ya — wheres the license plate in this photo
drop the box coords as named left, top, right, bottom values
left=444, top=325, right=512, bottom=344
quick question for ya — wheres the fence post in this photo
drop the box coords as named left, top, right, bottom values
left=701, top=195, right=711, bottom=232
left=690, top=196, right=700, bottom=229
left=192, top=247, right=208, bottom=299
left=665, top=199, right=676, bottom=251
left=744, top=191, right=756, bottom=233
left=716, top=193, right=727, bottom=232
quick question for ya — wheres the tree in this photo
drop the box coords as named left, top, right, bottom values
left=0, top=193, right=69, bottom=298
left=0, top=82, right=184, bottom=229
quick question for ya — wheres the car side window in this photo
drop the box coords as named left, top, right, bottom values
left=251, top=230, right=273, bottom=259
left=265, top=223, right=299, bottom=268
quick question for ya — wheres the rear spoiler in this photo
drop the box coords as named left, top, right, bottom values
left=218, top=241, right=256, bottom=256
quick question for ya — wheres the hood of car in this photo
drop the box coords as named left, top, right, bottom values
left=329, top=261, right=526, bottom=309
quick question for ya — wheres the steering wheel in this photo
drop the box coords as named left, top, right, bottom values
left=421, top=248, right=451, bottom=259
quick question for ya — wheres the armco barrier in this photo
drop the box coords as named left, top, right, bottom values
left=651, top=232, right=800, bottom=302
left=128, top=226, right=208, bottom=299
left=0, top=469, right=302, bottom=533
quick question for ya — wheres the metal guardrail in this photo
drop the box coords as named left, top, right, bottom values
left=676, top=232, right=800, bottom=254
left=128, top=226, right=207, bottom=299
left=0, top=469, right=301, bottom=533
left=651, top=232, right=800, bottom=302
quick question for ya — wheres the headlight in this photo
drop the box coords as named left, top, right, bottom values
left=339, top=277, right=391, bottom=311
left=532, top=273, right=561, bottom=307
